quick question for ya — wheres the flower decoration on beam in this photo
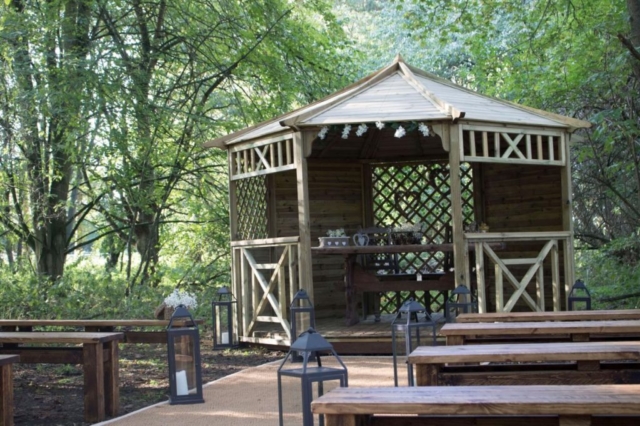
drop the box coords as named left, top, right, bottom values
left=394, top=125, right=406, bottom=138
left=341, top=124, right=351, bottom=139
left=316, top=121, right=433, bottom=140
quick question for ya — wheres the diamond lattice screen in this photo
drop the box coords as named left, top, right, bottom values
left=236, top=176, right=268, bottom=240
left=371, top=162, right=475, bottom=313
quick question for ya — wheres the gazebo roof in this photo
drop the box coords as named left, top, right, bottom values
left=205, top=55, right=590, bottom=149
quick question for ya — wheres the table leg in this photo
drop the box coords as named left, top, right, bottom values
left=344, top=255, right=359, bottom=326
left=104, top=340, right=119, bottom=417
left=0, top=363, right=14, bottom=426
left=83, top=343, right=105, bottom=422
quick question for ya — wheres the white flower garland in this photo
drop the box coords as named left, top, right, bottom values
left=317, top=121, right=431, bottom=140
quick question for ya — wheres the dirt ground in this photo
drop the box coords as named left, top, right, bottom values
left=12, top=333, right=285, bottom=425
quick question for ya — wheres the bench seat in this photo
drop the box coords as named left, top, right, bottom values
left=409, top=341, right=640, bottom=386
left=0, top=332, right=123, bottom=423
left=311, top=385, right=640, bottom=426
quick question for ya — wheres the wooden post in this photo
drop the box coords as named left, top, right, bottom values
left=0, top=358, right=15, bottom=426
left=561, top=132, right=576, bottom=309
left=241, top=249, right=251, bottom=338
left=475, top=242, right=486, bottom=313
left=449, top=124, right=468, bottom=288
left=103, top=340, right=119, bottom=417
left=83, top=343, right=105, bottom=422
left=294, top=131, right=314, bottom=305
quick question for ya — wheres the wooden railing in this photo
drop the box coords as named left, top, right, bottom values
left=465, top=232, right=572, bottom=313
left=231, top=237, right=300, bottom=344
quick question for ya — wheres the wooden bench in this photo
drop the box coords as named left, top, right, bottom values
left=456, top=309, right=640, bottom=323
left=0, top=332, right=123, bottom=423
left=0, top=319, right=203, bottom=344
left=409, top=341, right=640, bottom=386
left=311, top=385, right=640, bottom=426
left=440, top=319, right=640, bottom=345
left=0, top=355, right=19, bottom=426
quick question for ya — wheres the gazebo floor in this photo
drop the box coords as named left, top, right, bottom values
left=247, top=314, right=445, bottom=355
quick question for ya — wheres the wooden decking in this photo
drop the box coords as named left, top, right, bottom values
left=248, top=314, right=445, bottom=354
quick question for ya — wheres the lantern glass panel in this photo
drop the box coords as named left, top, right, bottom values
left=170, top=334, right=198, bottom=396
left=213, top=303, right=232, bottom=346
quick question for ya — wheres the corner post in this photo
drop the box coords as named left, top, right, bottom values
left=449, top=124, right=469, bottom=288
left=294, top=131, right=314, bottom=306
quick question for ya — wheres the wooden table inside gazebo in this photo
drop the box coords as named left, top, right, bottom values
left=313, top=244, right=457, bottom=325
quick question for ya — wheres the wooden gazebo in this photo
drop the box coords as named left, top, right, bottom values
left=205, top=56, right=591, bottom=352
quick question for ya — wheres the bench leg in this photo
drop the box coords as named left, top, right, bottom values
left=559, top=415, right=591, bottom=426
left=325, top=414, right=364, bottom=426
left=104, top=340, right=119, bottom=417
left=0, top=363, right=14, bottom=426
left=83, top=343, right=105, bottom=423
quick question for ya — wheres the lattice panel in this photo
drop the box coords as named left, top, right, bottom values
left=236, top=175, right=268, bottom=240
left=379, top=290, right=448, bottom=315
left=372, top=162, right=451, bottom=273
left=371, top=162, right=474, bottom=315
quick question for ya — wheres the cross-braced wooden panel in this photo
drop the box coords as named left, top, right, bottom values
left=371, top=162, right=474, bottom=315
left=236, top=176, right=268, bottom=240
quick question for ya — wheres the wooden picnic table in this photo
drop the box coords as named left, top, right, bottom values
left=311, top=384, right=640, bottom=426
left=0, top=355, right=19, bottom=426
left=0, top=332, right=123, bottom=423
left=409, top=341, right=640, bottom=387
left=0, top=319, right=203, bottom=344
left=456, top=309, right=640, bottom=323
left=440, top=319, right=640, bottom=345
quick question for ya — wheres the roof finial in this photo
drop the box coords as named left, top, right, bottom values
left=393, top=54, right=404, bottom=64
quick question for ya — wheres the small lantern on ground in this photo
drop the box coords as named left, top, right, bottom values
left=290, top=289, right=316, bottom=362
left=392, top=298, right=440, bottom=387
left=445, top=284, right=478, bottom=322
left=568, top=279, right=592, bottom=311
left=167, top=305, right=204, bottom=405
left=277, top=328, right=348, bottom=426
left=212, top=286, right=238, bottom=349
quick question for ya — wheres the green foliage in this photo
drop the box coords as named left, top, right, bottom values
left=575, top=233, right=640, bottom=310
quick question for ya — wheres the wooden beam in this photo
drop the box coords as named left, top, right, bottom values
left=562, top=132, right=575, bottom=309
left=449, top=124, right=468, bottom=288
left=294, top=132, right=314, bottom=302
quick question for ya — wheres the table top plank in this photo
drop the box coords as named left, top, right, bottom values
left=440, top=319, right=640, bottom=336
left=457, top=309, right=640, bottom=323
left=0, top=332, right=124, bottom=344
left=408, top=341, right=640, bottom=364
left=0, top=319, right=202, bottom=327
left=311, top=385, right=640, bottom=416
left=0, top=354, right=19, bottom=365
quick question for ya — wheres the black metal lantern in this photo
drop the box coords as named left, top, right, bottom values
left=445, top=284, right=478, bottom=322
left=166, top=305, right=204, bottom=405
left=392, top=299, right=440, bottom=386
left=290, top=289, right=316, bottom=361
left=277, top=328, right=348, bottom=426
left=568, top=279, right=592, bottom=311
left=212, top=286, right=238, bottom=349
